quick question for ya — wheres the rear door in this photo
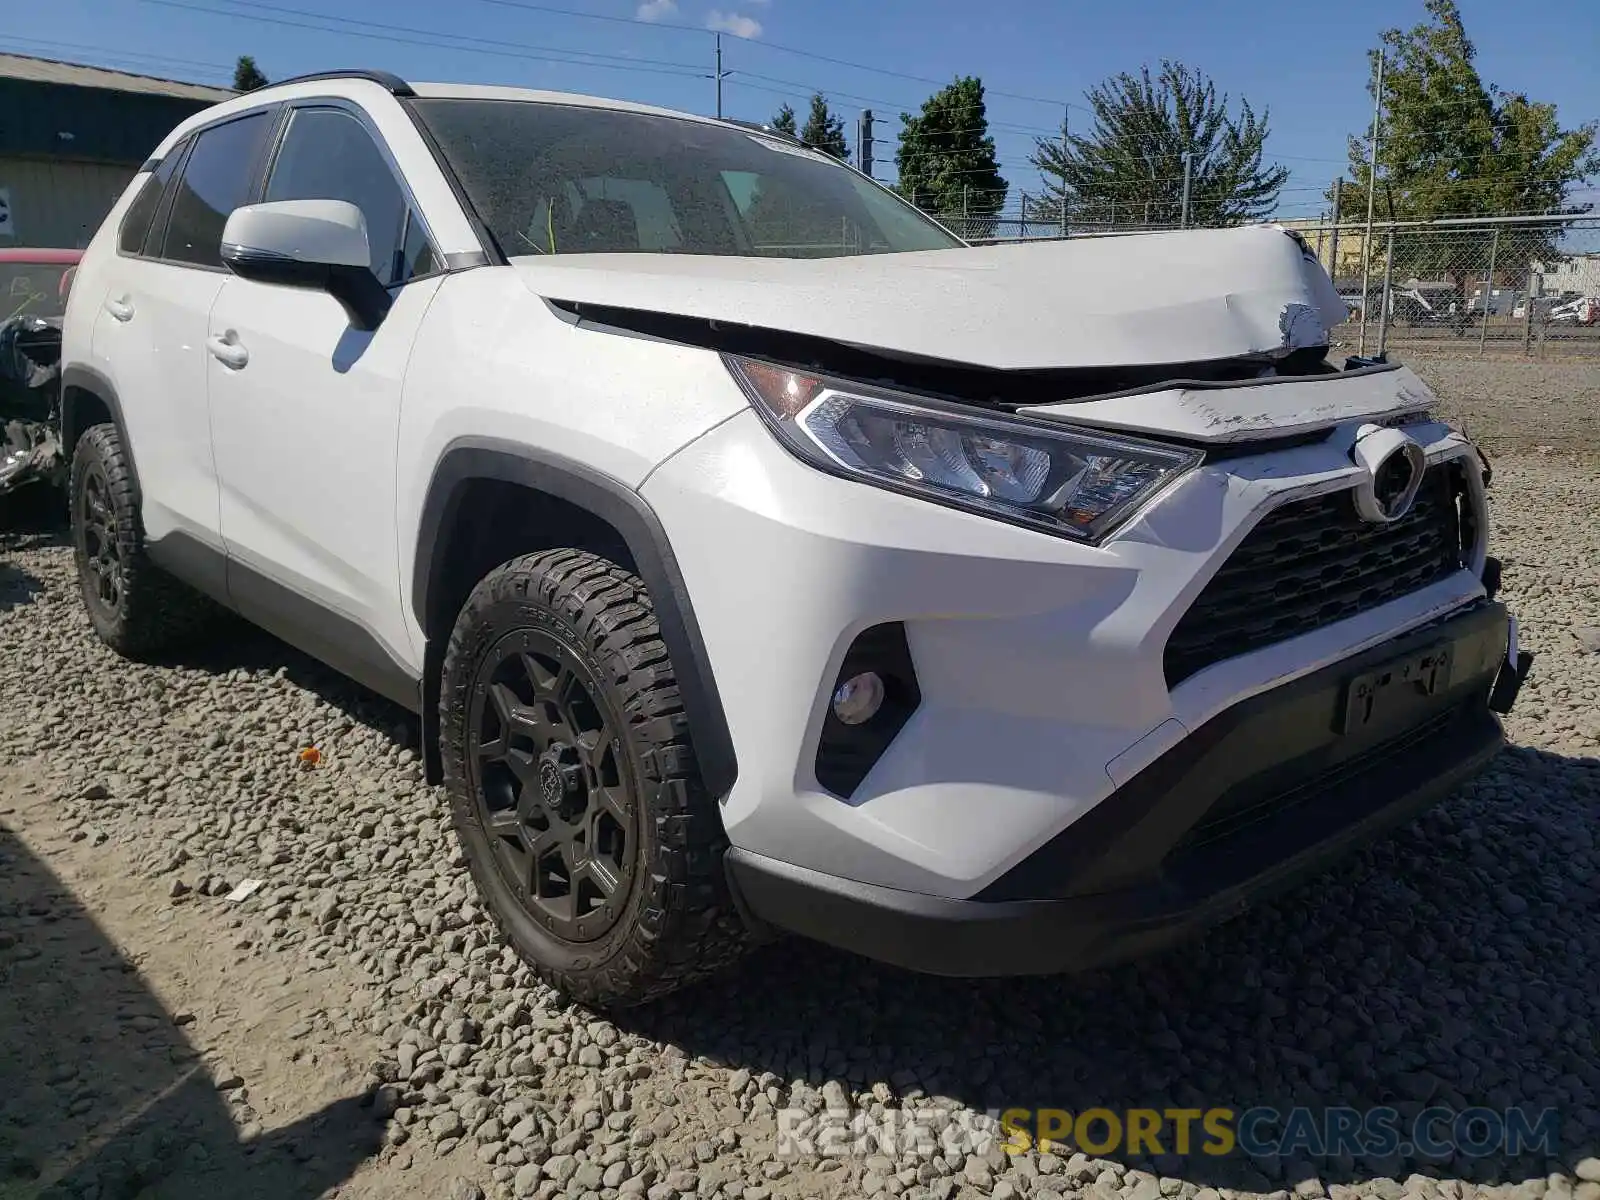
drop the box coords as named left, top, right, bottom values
left=89, top=108, right=278, bottom=550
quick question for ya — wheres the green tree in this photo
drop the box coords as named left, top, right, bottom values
left=1028, top=60, right=1286, bottom=230
left=769, top=103, right=797, bottom=137
left=895, top=76, right=1006, bottom=235
left=233, top=55, right=269, bottom=92
left=799, top=92, right=850, bottom=162
left=1334, top=0, right=1597, bottom=292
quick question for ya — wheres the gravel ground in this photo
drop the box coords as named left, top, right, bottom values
left=1407, top=358, right=1600, bottom=460
left=1, top=361, right=1598, bottom=1200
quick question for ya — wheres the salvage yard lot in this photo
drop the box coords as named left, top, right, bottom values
left=2, top=356, right=1598, bottom=1200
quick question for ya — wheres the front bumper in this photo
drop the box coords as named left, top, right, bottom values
left=726, top=599, right=1523, bottom=976
left=641, top=404, right=1496, bottom=898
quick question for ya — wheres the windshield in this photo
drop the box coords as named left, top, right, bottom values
left=0, top=262, right=73, bottom=322
left=408, top=97, right=964, bottom=260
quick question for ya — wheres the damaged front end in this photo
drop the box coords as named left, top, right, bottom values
left=534, top=224, right=1407, bottom=436
left=0, top=314, right=67, bottom=501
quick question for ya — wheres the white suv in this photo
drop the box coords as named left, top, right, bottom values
left=59, top=70, right=1532, bottom=1007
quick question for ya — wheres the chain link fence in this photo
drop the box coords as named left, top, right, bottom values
left=1287, top=215, right=1600, bottom=360
left=917, top=208, right=1600, bottom=361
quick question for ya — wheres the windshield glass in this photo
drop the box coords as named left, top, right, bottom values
left=0, top=262, right=72, bottom=322
left=408, top=98, right=964, bottom=260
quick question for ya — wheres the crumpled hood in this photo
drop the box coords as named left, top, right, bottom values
left=513, top=224, right=1349, bottom=372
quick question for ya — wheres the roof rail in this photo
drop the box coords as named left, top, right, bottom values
left=253, top=68, right=415, bottom=97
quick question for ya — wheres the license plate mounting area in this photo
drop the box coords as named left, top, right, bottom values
left=1338, top=642, right=1454, bottom=735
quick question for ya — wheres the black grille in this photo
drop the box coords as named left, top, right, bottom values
left=1164, top=464, right=1465, bottom=687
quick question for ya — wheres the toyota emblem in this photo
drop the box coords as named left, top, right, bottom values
left=1350, top=423, right=1427, bottom=523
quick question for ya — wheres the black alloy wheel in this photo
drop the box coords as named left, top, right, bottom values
left=438, top=548, right=755, bottom=1008
left=469, top=629, right=636, bottom=943
left=67, top=422, right=223, bottom=659
left=76, top=458, right=123, bottom=617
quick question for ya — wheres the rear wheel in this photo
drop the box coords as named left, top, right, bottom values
left=439, top=548, right=751, bottom=1008
left=68, top=422, right=219, bottom=659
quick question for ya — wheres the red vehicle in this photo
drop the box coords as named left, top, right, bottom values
left=1, top=247, right=83, bottom=499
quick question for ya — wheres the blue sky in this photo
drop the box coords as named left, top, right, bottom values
left=6, top=0, right=1598, bottom=216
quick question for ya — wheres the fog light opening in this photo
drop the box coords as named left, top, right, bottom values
left=832, top=671, right=885, bottom=726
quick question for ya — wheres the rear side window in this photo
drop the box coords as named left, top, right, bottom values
left=117, top=146, right=184, bottom=256
left=161, top=111, right=273, bottom=268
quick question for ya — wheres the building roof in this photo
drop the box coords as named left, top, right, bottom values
left=0, top=52, right=235, bottom=103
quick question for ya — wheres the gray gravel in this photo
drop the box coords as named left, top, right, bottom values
left=2, top=435, right=1598, bottom=1199
left=1408, top=357, right=1600, bottom=459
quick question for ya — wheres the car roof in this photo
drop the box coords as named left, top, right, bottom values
left=408, top=81, right=728, bottom=129
left=0, top=247, right=84, bottom=264
left=147, top=70, right=787, bottom=165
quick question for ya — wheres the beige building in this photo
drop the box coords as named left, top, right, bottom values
left=0, top=54, right=233, bottom=248
left=1277, top=217, right=1370, bottom=284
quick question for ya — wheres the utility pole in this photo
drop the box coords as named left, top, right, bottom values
left=1328, top=175, right=1343, bottom=285
left=856, top=109, right=874, bottom=179
left=1180, top=151, right=1193, bottom=228
left=1376, top=231, right=1395, bottom=356
left=1478, top=227, right=1500, bottom=355
left=1060, top=105, right=1070, bottom=238
left=714, top=34, right=726, bottom=119
left=1357, top=47, right=1385, bottom=356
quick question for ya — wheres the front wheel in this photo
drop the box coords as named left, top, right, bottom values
left=438, top=548, right=751, bottom=1008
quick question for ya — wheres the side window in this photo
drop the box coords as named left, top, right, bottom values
left=263, top=106, right=436, bottom=287
left=398, top=210, right=438, bottom=281
left=117, top=145, right=185, bottom=256
left=161, top=112, right=273, bottom=267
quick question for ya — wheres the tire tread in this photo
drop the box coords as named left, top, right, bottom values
left=69, top=422, right=220, bottom=659
left=440, top=547, right=751, bottom=1008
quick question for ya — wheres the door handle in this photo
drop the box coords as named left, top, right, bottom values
left=206, top=332, right=249, bottom=370
left=104, top=296, right=134, bottom=322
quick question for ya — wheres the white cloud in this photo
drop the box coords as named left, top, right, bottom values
left=636, top=0, right=677, bottom=20
left=705, top=9, right=763, bottom=37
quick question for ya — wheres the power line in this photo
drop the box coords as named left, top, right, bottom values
left=214, top=0, right=708, bottom=74
left=455, top=0, right=1085, bottom=112
left=0, top=35, right=233, bottom=76
left=137, top=0, right=714, bottom=81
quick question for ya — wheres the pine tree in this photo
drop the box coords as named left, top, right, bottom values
left=1029, top=60, right=1286, bottom=229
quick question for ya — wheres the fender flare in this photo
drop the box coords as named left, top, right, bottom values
left=60, top=365, right=142, bottom=507
left=412, top=437, right=738, bottom=801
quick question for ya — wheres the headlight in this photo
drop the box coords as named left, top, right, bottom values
left=723, top=354, right=1201, bottom=542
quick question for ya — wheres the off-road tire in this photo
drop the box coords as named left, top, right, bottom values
left=68, top=422, right=220, bottom=659
left=440, top=548, right=752, bottom=1009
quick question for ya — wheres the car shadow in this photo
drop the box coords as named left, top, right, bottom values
left=617, top=742, right=1599, bottom=1192
left=0, top=483, right=415, bottom=756
left=0, top=558, right=43, bottom=613
left=0, top=486, right=67, bottom=614
left=0, top=823, right=385, bottom=1200
left=0, top=483, right=69, bottom=548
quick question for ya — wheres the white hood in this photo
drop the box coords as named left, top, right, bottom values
left=514, top=224, right=1349, bottom=372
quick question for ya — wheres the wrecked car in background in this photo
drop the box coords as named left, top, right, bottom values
left=0, top=247, right=78, bottom=501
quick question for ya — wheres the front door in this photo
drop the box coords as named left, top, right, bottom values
left=205, top=101, right=444, bottom=701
